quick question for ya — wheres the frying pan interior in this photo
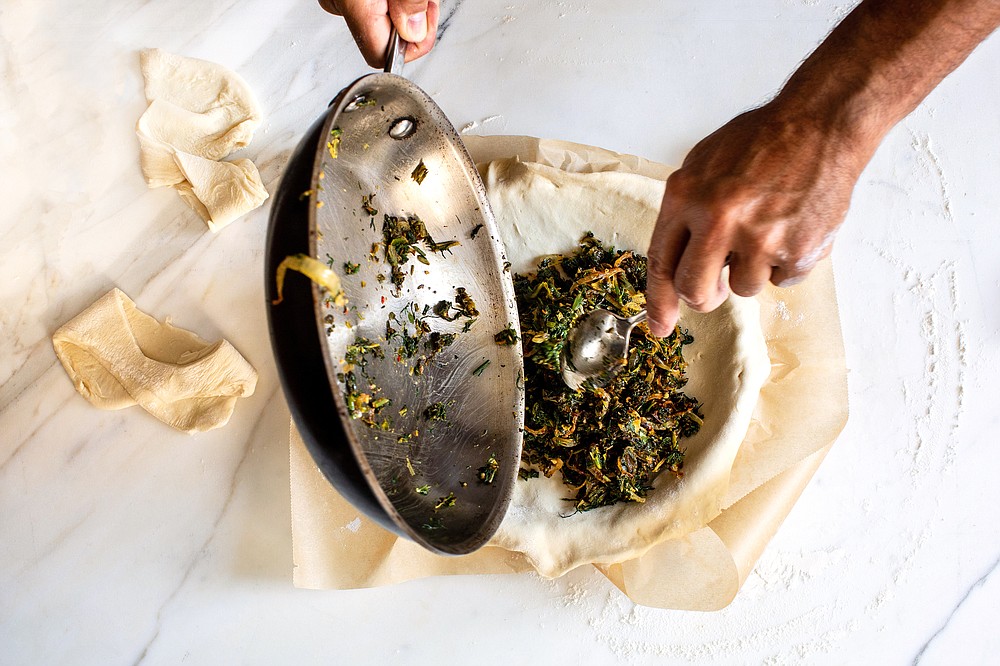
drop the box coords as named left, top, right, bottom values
left=266, top=73, right=524, bottom=554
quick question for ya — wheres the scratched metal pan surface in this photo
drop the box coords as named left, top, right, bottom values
left=271, top=38, right=524, bottom=555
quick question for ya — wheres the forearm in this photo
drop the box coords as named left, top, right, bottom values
left=773, top=0, right=1000, bottom=161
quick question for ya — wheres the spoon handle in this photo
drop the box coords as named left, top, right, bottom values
left=384, top=27, right=408, bottom=75
left=626, top=310, right=647, bottom=325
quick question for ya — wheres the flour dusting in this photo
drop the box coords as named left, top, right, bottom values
left=909, top=129, right=955, bottom=226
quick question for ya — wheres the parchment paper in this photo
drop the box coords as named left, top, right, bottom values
left=288, top=136, right=848, bottom=611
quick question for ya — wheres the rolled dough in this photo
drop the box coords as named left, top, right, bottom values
left=484, top=158, right=771, bottom=577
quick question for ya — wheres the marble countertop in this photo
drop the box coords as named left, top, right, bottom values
left=3, top=0, right=999, bottom=663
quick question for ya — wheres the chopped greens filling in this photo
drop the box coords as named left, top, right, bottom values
left=433, top=492, right=456, bottom=511
left=493, top=323, right=519, bottom=346
left=327, top=127, right=342, bottom=159
left=381, top=214, right=460, bottom=290
left=362, top=193, right=378, bottom=217
left=514, top=233, right=702, bottom=512
left=411, top=160, right=429, bottom=184
left=423, top=401, right=449, bottom=422
left=478, top=452, right=499, bottom=484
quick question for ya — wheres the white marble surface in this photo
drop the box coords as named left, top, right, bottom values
left=3, top=0, right=999, bottom=663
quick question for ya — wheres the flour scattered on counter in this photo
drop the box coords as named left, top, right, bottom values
left=560, top=581, right=589, bottom=607
left=909, top=128, right=955, bottom=225
left=743, top=548, right=847, bottom=595
left=867, top=240, right=967, bottom=477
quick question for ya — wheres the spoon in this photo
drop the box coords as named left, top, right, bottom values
left=560, top=309, right=647, bottom=390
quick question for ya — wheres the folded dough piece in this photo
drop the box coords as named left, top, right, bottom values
left=135, top=48, right=268, bottom=231
left=484, top=158, right=771, bottom=577
left=52, top=288, right=258, bottom=433
left=173, top=153, right=268, bottom=232
left=138, top=48, right=262, bottom=165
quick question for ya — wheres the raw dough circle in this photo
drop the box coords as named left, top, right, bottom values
left=484, top=158, right=771, bottom=577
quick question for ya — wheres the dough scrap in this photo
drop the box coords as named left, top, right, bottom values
left=138, top=48, right=262, bottom=164
left=135, top=49, right=267, bottom=231
left=484, top=158, right=771, bottom=577
left=172, top=153, right=268, bottom=232
left=52, top=288, right=258, bottom=433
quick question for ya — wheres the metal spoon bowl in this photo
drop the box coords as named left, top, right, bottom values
left=560, top=309, right=647, bottom=390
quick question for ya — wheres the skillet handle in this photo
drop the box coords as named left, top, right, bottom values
left=384, top=27, right=408, bottom=75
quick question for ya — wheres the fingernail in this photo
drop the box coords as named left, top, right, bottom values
left=405, top=12, right=428, bottom=42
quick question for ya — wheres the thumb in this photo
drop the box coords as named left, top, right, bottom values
left=389, top=0, right=431, bottom=43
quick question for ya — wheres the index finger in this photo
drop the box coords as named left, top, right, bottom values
left=335, top=0, right=394, bottom=68
left=645, top=208, right=689, bottom=338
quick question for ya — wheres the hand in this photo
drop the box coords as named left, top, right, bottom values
left=644, top=0, right=1000, bottom=338
left=645, top=101, right=871, bottom=337
left=319, top=0, right=440, bottom=68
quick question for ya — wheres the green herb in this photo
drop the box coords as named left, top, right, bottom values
left=454, top=287, right=479, bottom=318
left=411, top=159, right=429, bottom=185
left=327, top=127, right=342, bottom=159
left=433, top=492, right=457, bottom=510
left=432, top=300, right=454, bottom=320
left=515, top=233, right=701, bottom=512
left=518, top=468, right=539, bottom=481
left=472, top=359, right=490, bottom=376
left=428, top=239, right=460, bottom=254
left=423, top=401, right=449, bottom=422
left=415, top=484, right=431, bottom=495
left=344, top=261, right=360, bottom=275
left=361, top=193, right=378, bottom=217
left=396, top=325, right=423, bottom=361
left=381, top=214, right=459, bottom=290
left=425, top=331, right=457, bottom=355
left=478, top=453, right=499, bottom=484
left=344, top=337, right=382, bottom=368
left=493, top=323, right=519, bottom=346
left=421, top=517, right=444, bottom=530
